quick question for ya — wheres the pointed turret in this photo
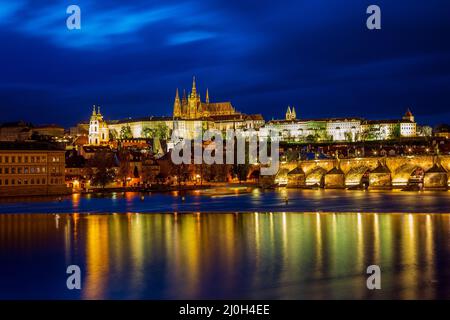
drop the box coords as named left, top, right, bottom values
left=191, top=76, right=197, bottom=97
left=286, top=106, right=292, bottom=120
left=173, top=88, right=182, bottom=117
left=92, top=105, right=97, bottom=115
left=291, top=106, right=296, bottom=119
left=206, top=88, right=210, bottom=104
left=97, top=105, right=101, bottom=115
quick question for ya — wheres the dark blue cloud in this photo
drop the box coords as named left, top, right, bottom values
left=0, top=0, right=449, bottom=126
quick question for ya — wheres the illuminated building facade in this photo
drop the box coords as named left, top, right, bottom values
left=88, top=105, right=110, bottom=145
left=0, top=141, right=68, bottom=196
left=261, top=107, right=417, bottom=142
left=84, top=78, right=264, bottom=145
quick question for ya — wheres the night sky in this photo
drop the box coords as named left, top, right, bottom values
left=1, top=0, right=449, bottom=127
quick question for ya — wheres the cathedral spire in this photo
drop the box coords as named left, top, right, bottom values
left=182, top=89, right=187, bottom=101
left=92, top=105, right=97, bottom=115
left=191, top=76, right=197, bottom=95
left=286, top=106, right=291, bottom=120
left=206, top=88, right=210, bottom=104
left=173, top=89, right=181, bottom=117
left=97, top=105, right=101, bottom=115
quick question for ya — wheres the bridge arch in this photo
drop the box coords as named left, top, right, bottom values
left=305, top=166, right=327, bottom=187
left=345, top=166, right=371, bottom=188
left=392, top=163, right=424, bottom=187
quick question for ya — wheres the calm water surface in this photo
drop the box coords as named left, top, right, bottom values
left=1, top=212, right=449, bottom=299
left=0, top=189, right=449, bottom=213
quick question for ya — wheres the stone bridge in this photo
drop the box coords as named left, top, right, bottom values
left=273, top=155, right=450, bottom=190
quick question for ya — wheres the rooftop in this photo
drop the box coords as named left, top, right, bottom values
left=0, top=141, right=64, bottom=151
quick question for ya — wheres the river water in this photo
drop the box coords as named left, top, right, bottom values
left=0, top=190, right=449, bottom=299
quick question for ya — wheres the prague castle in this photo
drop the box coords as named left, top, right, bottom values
left=86, top=77, right=264, bottom=145
left=173, top=77, right=238, bottom=119
left=83, top=77, right=421, bottom=146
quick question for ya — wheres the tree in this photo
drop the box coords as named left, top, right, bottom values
left=133, top=165, right=139, bottom=178
left=120, top=125, right=133, bottom=139
left=306, top=135, right=317, bottom=143
left=154, top=123, right=169, bottom=140
left=390, top=124, right=401, bottom=139
left=142, top=127, right=155, bottom=139
left=170, top=163, right=190, bottom=186
left=89, top=150, right=116, bottom=189
left=344, top=131, right=353, bottom=142
left=92, top=167, right=115, bottom=189
left=109, top=129, right=118, bottom=140
left=233, top=163, right=250, bottom=183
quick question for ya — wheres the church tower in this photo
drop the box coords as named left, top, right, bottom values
left=286, top=106, right=292, bottom=120
left=403, top=108, right=414, bottom=122
left=188, top=76, right=200, bottom=119
left=88, top=105, right=109, bottom=145
left=291, top=106, right=296, bottom=120
left=206, top=89, right=210, bottom=104
left=173, top=88, right=182, bottom=117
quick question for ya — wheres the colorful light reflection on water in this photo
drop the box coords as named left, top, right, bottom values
left=0, top=212, right=449, bottom=299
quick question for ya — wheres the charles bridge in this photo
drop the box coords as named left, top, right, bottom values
left=272, top=155, right=450, bottom=190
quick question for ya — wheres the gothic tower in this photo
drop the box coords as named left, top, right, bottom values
left=188, top=76, right=200, bottom=119
left=291, top=106, right=296, bottom=120
left=173, top=88, right=181, bottom=117
left=286, top=106, right=292, bottom=120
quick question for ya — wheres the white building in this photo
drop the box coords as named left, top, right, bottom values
left=88, top=105, right=109, bottom=145
left=260, top=107, right=417, bottom=142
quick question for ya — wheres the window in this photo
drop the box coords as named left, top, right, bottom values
left=0, top=156, right=2, bottom=163
left=30, top=167, right=35, bottom=174
left=5, top=156, right=9, bottom=163
left=36, top=167, right=40, bottom=173
left=4, top=168, right=9, bottom=174
left=11, top=179, right=15, bottom=185
left=11, top=168, right=15, bottom=174
left=0, top=168, right=2, bottom=174
left=24, top=168, right=28, bottom=174
left=18, top=168, right=22, bottom=174
left=31, top=156, right=35, bottom=163
left=17, top=179, right=22, bottom=185
left=5, top=179, right=8, bottom=185
left=18, top=156, right=22, bottom=163
left=11, top=156, right=15, bottom=163
left=42, top=178, right=46, bottom=184
left=24, top=179, right=28, bottom=185
left=24, top=156, right=28, bottom=163
left=31, top=179, right=34, bottom=184
left=0, top=179, right=2, bottom=185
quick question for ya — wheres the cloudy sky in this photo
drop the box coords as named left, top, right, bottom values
left=1, top=0, right=449, bottom=127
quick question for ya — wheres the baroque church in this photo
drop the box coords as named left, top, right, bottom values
left=173, top=77, right=239, bottom=119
